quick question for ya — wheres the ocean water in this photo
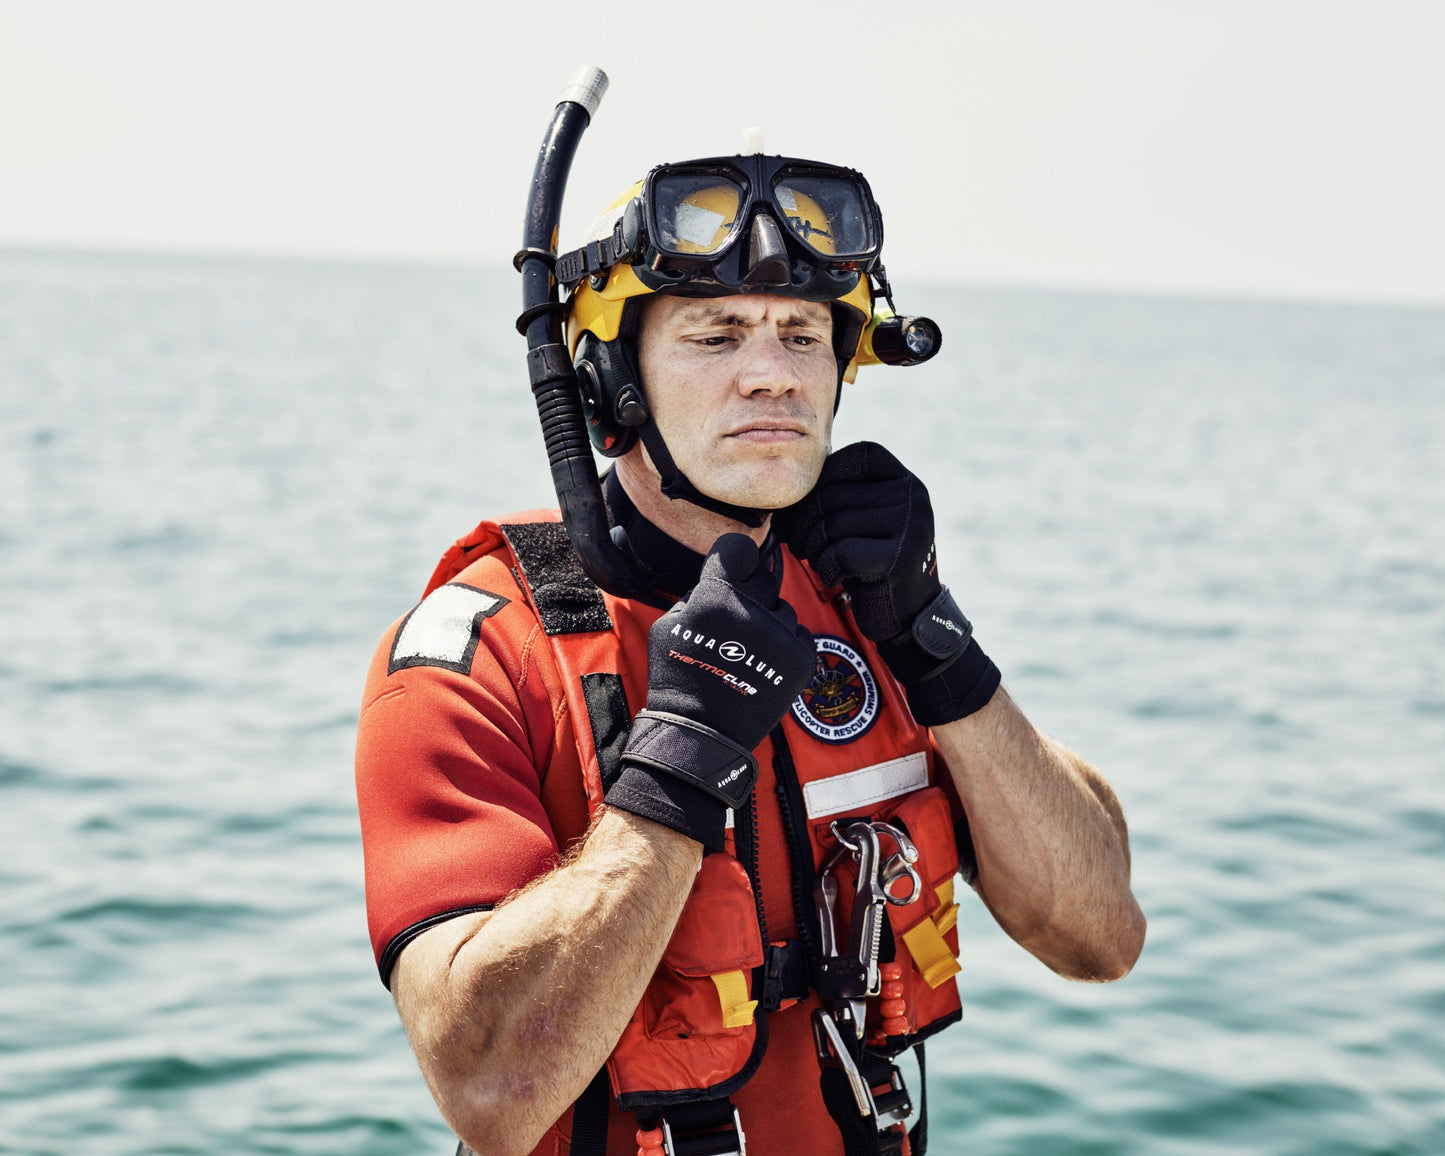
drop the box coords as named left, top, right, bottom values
left=1, top=248, right=1441, bottom=1155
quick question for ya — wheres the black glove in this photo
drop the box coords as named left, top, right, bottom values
left=605, top=534, right=817, bottom=851
left=778, top=441, right=1000, bottom=727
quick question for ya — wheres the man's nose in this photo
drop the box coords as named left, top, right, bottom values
left=735, top=333, right=800, bottom=397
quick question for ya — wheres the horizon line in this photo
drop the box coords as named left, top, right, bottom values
left=4, top=240, right=1443, bottom=315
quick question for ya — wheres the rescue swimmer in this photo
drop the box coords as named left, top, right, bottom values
left=354, top=67, right=1146, bottom=1156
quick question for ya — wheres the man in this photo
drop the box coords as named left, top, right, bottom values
left=355, top=153, right=1145, bottom=1156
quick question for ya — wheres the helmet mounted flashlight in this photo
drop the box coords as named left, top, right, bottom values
left=866, top=314, right=943, bottom=367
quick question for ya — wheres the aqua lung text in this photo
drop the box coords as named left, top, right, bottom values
left=669, top=625, right=787, bottom=686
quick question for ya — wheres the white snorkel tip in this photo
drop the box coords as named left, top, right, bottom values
left=559, top=66, right=609, bottom=118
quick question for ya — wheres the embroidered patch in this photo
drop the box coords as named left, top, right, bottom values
left=388, top=583, right=509, bottom=675
left=790, top=635, right=880, bottom=744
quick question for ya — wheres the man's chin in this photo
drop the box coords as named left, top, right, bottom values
left=697, top=462, right=822, bottom=512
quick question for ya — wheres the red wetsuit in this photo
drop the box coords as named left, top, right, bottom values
left=356, top=510, right=969, bottom=1156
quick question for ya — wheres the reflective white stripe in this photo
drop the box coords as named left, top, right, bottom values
left=802, top=752, right=929, bottom=819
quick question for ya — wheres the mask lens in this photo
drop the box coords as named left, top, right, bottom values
left=651, top=172, right=747, bottom=256
left=772, top=173, right=874, bottom=259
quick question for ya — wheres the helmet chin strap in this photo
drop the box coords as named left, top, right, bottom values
left=635, top=420, right=769, bottom=529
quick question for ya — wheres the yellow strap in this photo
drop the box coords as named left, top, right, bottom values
left=934, top=877, right=958, bottom=935
left=710, top=970, right=758, bottom=1028
left=935, top=876, right=955, bottom=913
left=901, top=914, right=962, bottom=989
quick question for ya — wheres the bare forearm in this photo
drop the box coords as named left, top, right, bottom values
left=392, top=808, right=702, bottom=1156
left=937, top=688, right=1145, bottom=980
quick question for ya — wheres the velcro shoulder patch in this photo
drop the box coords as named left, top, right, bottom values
left=501, top=523, right=612, bottom=636
left=388, top=582, right=509, bottom=675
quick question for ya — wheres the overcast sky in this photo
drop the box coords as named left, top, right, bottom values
left=2, top=0, right=1442, bottom=305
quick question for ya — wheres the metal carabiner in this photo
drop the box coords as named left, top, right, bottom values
left=871, top=820, right=923, bottom=907
left=814, top=820, right=865, bottom=962
left=815, top=820, right=879, bottom=1024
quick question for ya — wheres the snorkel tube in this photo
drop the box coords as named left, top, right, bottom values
left=517, top=66, right=655, bottom=599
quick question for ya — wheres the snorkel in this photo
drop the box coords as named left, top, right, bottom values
left=517, top=66, right=656, bottom=599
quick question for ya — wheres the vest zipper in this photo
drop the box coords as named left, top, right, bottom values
left=735, top=788, right=768, bottom=945
left=769, top=723, right=821, bottom=973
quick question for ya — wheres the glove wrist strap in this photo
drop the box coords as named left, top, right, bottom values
left=873, top=587, right=1003, bottom=727
left=910, top=586, right=973, bottom=659
left=619, top=710, right=760, bottom=809
left=903, top=644, right=1002, bottom=727
left=875, top=587, right=972, bottom=685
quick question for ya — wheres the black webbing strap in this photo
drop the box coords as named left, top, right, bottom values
left=581, top=672, right=631, bottom=793
left=909, top=1043, right=928, bottom=1156
left=501, top=522, right=612, bottom=636
left=568, top=1065, right=612, bottom=1156
left=651, top=1098, right=744, bottom=1156
left=555, top=224, right=629, bottom=288
left=818, top=1046, right=910, bottom=1156
left=636, top=422, right=767, bottom=529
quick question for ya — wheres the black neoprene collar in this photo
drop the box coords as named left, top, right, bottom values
left=602, top=468, right=706, bottom=599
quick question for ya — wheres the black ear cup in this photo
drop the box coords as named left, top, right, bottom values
left=575, top=332, right=647, bottom=458
left=574, top=351, right=620, bottom=456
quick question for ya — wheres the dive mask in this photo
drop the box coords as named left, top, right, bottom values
left=557, top=155, right=884, bottom=302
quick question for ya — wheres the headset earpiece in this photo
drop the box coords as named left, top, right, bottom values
left=574, top=331, right=645, bottom=458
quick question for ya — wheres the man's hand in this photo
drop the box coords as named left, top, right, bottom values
left=605, top=533, right=817, bottom=850
left=779, top=442, right=1000, bottom=726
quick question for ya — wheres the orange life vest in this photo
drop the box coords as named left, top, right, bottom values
left=426, top=512, right=965, bottom=1123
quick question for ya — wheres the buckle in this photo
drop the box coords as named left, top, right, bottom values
left=760, top=941, right=809, bottom=1012
left=812, top=1007, right=914, bottom=1126
left=660, top=1106, right=746, bottom=1156
left=870, top=1069, right=913, bottom=1130
left=812, top=1006, right=873, bottom=1116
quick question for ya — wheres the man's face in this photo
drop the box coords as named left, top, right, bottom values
left=633, top=293, right=837, bottom=511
